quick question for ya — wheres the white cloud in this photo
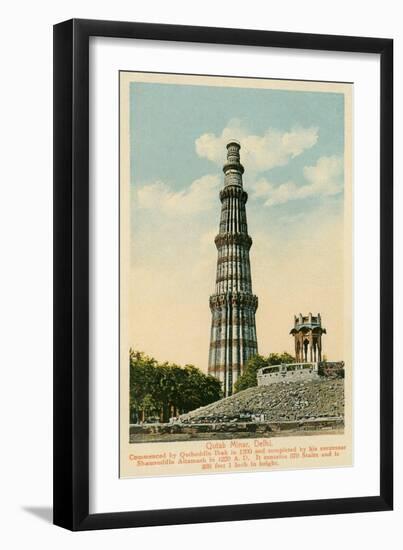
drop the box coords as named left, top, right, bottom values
left=195, top=118, right=318, bottom=172
left=135, top=174, right=220, bottom=215
left=303, top=155, right=343, bottom=192
left=252, top=155, right=343, bottom=207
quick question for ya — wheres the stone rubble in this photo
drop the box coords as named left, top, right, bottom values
left=179, top=379, right=344, bottom=424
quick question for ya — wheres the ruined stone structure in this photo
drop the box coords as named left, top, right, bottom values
left=208, top=141, right=258, bottom=397
left=290, top=313, right=326, bottom=363
left=257, top=361, right=344, bottom=386
left=257, top=362, right=321, bottom=385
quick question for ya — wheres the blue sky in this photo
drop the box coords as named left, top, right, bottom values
left=128, top=77, right=347, bottom=368
left=130, top=82, right=344, bottom=188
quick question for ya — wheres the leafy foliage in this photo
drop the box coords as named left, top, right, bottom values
left=234, top=352, right=295, bottom=393
left=129, top=350, right=222, bottom=423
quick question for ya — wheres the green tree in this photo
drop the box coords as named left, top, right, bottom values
left=179, top=365, right=222, bottom=413
left=266, top=352, right=294, bottom=367
left=129, top=350, right=222, bottom=422
left=234, top=352, right=295, bottom=393
left=234, top=355, right=267, bottom=393
left=129, top=349, right=160, bottom=422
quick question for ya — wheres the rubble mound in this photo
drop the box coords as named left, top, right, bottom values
left=179, top=379, right=344, bottom=423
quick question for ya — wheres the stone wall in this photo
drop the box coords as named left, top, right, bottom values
left=257, top=361, right=344, bottom=386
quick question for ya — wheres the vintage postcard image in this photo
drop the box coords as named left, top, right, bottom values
left=119, top=72, right=352, bottom=478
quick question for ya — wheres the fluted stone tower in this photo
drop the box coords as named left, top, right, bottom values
left=208, top=141, right=258, bottom=397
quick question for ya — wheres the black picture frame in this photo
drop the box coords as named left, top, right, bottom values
left=53, top=18, right=393, bottom=531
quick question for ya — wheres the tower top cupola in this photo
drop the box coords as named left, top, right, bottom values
left=290, top=313, right=326, bottom=363
left=223, top=140, right=245, bottom=178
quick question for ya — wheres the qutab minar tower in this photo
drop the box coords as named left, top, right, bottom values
left=208, top=141, right=258, bottom=397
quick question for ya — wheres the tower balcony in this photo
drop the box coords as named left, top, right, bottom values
left=219, top=186, right=248, bottom=202
left=214, top=232, right=252, bottom=250
left=222, top=161, right=245, bottom=174
left=209, top=291, right=258, bottom=311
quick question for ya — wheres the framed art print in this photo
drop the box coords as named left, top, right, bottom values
left=53, top=19, right=393, bottom=530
